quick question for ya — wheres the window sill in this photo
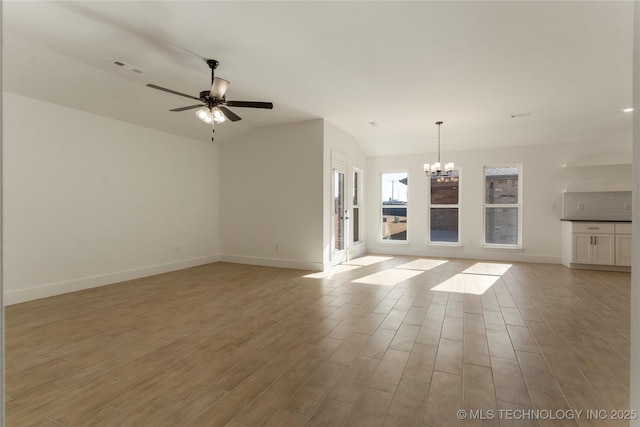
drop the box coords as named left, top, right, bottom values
left=427, top=242, right=463, bottom=249
left=482, top=244, right=523, bottom=252
left=378, top=240, right=410, bottom=245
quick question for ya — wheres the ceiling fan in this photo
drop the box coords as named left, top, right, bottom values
left=147, top=59, right=273, bottom=140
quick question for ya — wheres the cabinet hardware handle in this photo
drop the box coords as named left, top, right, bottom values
left=587, top=227, right=599, bottom=230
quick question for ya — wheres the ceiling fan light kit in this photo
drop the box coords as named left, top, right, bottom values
left=195, top=107, right=213, bottom=124
left=146, top=59, right=273, bottom=140
left=424, top=121, right=455, bottom=177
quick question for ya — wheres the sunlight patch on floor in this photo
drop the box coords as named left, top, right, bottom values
left=303, top=264, right=362, bottom=279
left=431, top=273, right=500, bottom=295
left=463, top=262, right=512, bottom=276
left=395, top=259, right=448, bottom=271
left=353, top=268, right=423, bottom=286
left=344, top=255, right=394, bottom=266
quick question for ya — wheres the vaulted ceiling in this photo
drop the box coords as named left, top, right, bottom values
left=3, top=1, right=634, bottom=156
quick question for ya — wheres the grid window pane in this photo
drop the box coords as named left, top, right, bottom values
left=353, top=207, right=359, bottom=242
left=381, top=172, right=407, bottom=241
left=430, top=172, right=459, bottom=205
left=430, top=208, right=458, bottom=242
left=485, top=167, right=519, bottom=204
left=381, top=173, right=408, bottom=203
left=353, top=170, right=361, bottom=243
left=381, top=207, right=407, bottom=240
left=485, top=207, right=518, bottom=245
left=353, top=171, right=359, bottom=206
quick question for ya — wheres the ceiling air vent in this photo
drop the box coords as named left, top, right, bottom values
left=109, top=59, right=144, bottom=74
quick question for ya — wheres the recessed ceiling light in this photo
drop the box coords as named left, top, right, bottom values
left=623, top=108, right=634, bottom=113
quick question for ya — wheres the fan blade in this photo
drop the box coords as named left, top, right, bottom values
left=147, top=84, right=200, bottom=101
left=226, top=101, right=273, bottom=109
left=210, top=77, right=230, bottom=99
left=169, top=105, right=203, bottom=112
left=219, top=106, right=242, bottom=122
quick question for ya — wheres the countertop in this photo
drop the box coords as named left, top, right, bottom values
left=560, top=219, right=632, bottom=223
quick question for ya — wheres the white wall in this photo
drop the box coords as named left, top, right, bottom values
left=219, top=119, right=325, bottom=270
left=630, top=0, right=639, bottom=421
left=366, top=139, right=632, bottom=263
left=323, top=120, right=367, bottom=268
left=0, top=3, right=5, bottom=422
left=3, top=93, right=219, bottom=304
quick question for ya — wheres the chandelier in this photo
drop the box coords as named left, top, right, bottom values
left=424, top=121, right=454, bottom=177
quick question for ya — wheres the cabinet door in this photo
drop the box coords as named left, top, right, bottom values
left=592, top=234, right=615, bottom=265
left=573, top=234, right=592, bottom=264
left=616, top=234, right=632, bottom=266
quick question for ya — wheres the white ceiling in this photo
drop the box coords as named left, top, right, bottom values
left=2, top=1, right=634, bottom=156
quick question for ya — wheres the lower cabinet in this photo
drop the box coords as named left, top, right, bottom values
left=573, top=233, right=614, bottom=265
left=615, top=234, right=632, bottom=267
left=562, top=221, right=631, bottom=270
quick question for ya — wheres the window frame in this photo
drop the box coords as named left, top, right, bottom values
left=352, top=168, right=363, bottom=244
left=483, top=164, right=523, bottom=249
left=379, top=170, right=409, bottom=244
left=427, top=168, right=462, bottom=246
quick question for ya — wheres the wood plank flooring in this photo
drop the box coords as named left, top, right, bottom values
left=5, top=255, right=632, bottom=426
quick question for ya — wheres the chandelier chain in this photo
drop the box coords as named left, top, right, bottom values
left=437, top=122, right=441, bottom=164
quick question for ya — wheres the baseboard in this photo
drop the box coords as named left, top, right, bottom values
left=350, top=243, right=368, bottom=261
left=4, top=255, right=220, bottom=306
left=569, top=263, right=631, bottom=272
left=220, top=254, right=323, bottom=272
left=322, top=244, right=368, bottom=271
left=366, top=244, right=562, bottom=265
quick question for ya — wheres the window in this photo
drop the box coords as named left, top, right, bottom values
left=380, top=172, right=408, bottom=241
left=353, top=169, right=362, bottom=243
left=484, top=165, right=521, bottom=246
left=429, top=170, right=460, bottom=244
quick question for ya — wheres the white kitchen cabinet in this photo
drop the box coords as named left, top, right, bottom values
left=615, top=223, right=632, bottom=267
left=572, top=232, right=614, bottom=265
left=561, top=221, right=630, bottom=270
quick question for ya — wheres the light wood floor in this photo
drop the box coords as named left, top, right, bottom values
left=5, top=255, right=632, bottom=426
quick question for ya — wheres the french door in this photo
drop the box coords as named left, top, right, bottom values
left=332, top=161, right=349, bottom=265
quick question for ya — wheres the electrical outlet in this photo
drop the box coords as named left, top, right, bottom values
left=275, top=243, right=280, bottom=251
left=578, top=203, right=584, bottom=211
left=624, top=203, right=631, bottom=210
